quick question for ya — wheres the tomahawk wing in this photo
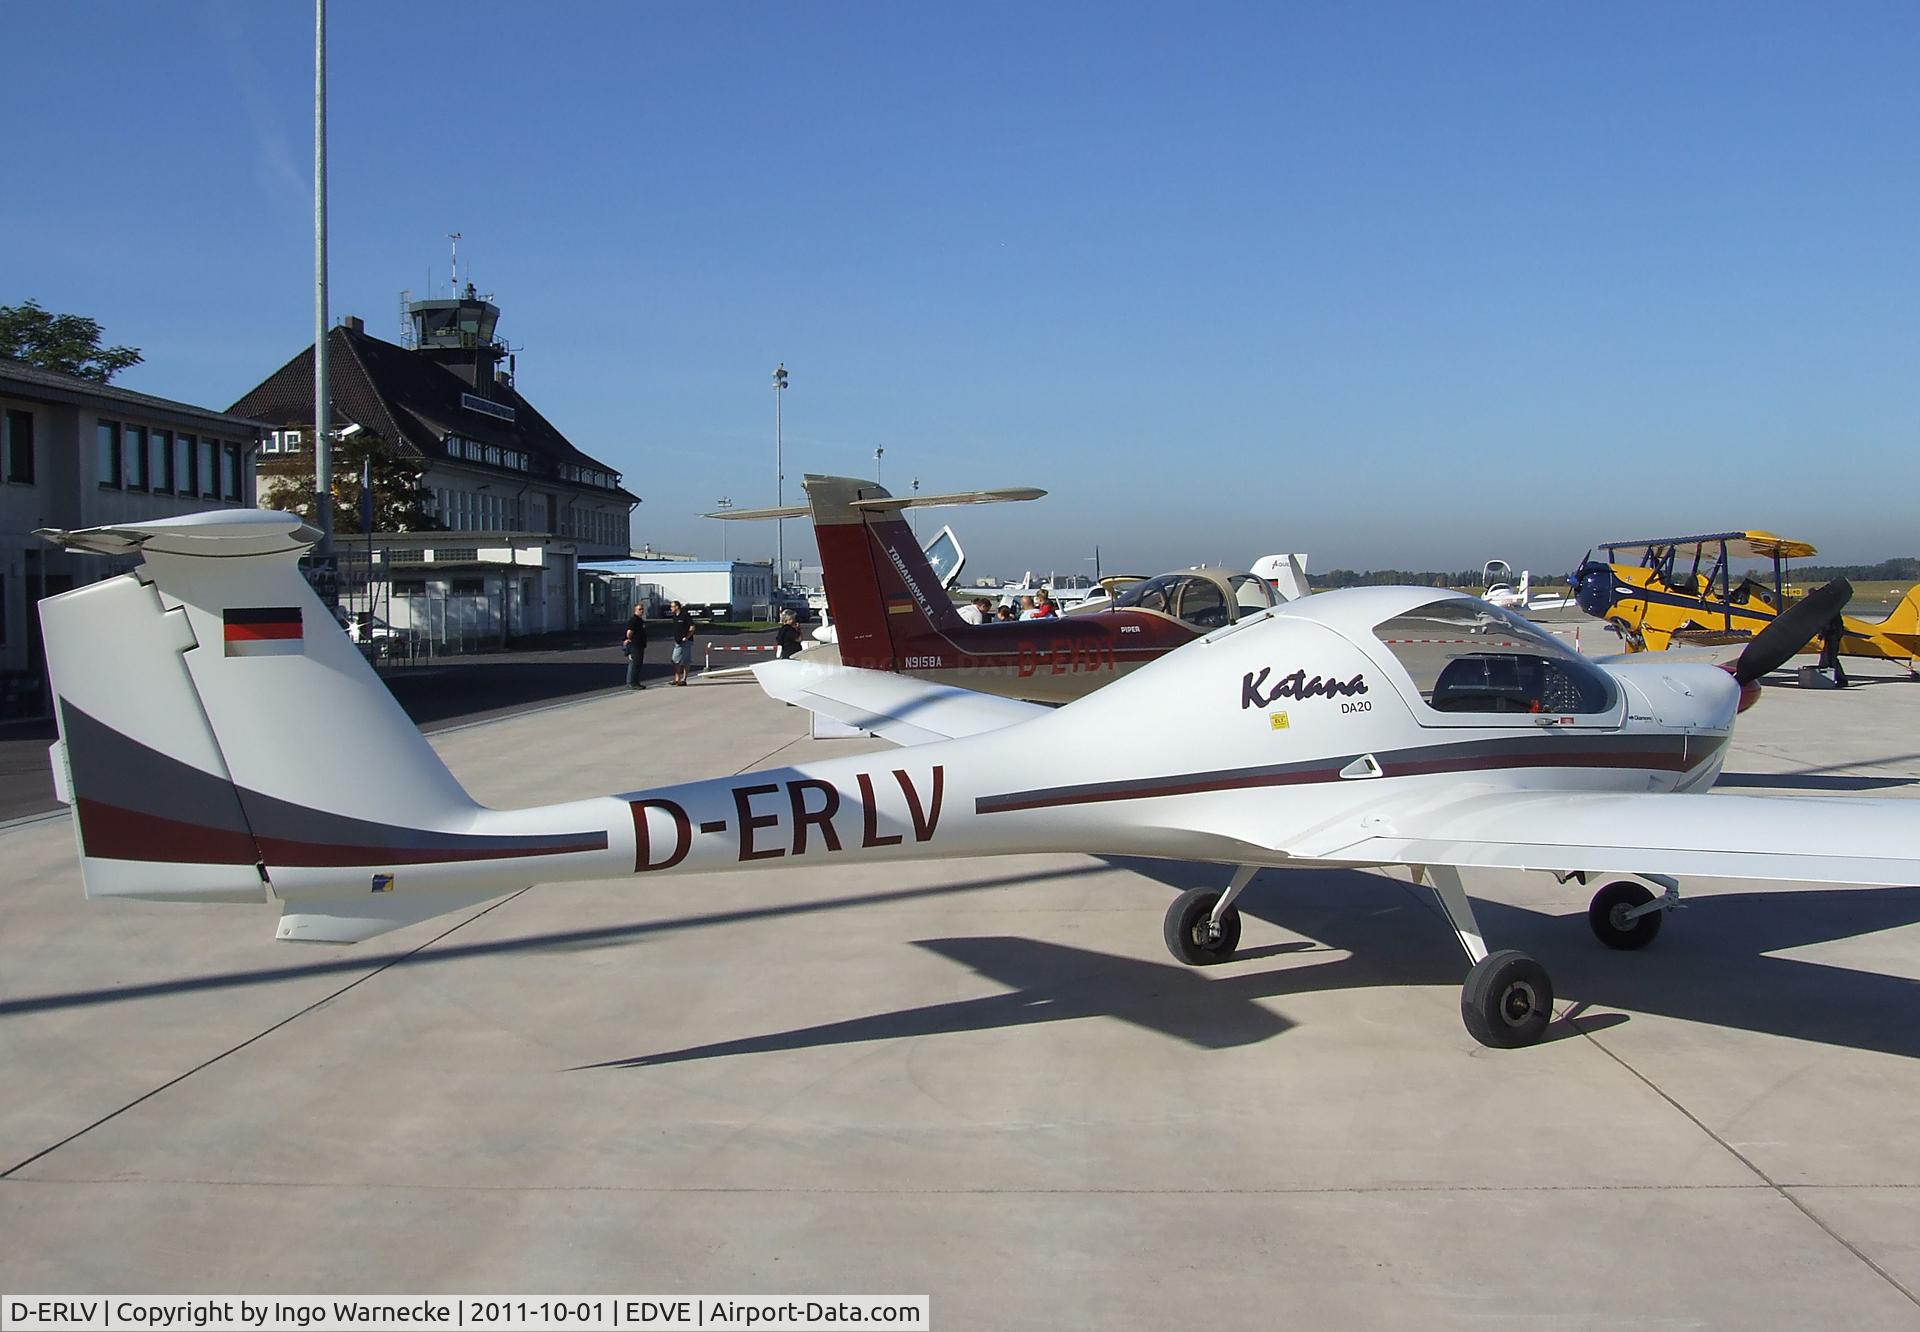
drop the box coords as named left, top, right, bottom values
left=753, top=658, right=1047, bottom=746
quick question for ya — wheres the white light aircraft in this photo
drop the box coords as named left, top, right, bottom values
left=1483, top=560, right=1574, bottom=613
left=35, top=511, right=1913, bottom=1048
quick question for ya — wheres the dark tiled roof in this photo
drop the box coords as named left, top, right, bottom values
left=1, top=356, right=266, bottom=432
left=229, top=327, right=637, bottom=502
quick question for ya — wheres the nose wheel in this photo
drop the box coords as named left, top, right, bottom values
left=1587, top=878, right=1676, bottom=949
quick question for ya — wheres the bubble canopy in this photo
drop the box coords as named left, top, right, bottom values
left=1372, top=598, right=1618, bottom=716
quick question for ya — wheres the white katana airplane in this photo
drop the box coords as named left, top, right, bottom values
left=35, top=512, right=1905, bottom=1048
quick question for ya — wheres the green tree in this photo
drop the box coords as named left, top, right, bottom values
left=262, top=431, right=439, bottom=534
left=0, top=299, right=144, bottom=382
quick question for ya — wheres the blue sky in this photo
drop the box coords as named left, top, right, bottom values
left=5, top=1, right=1916, bottom=578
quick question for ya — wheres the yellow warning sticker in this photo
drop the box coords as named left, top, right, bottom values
left=1269, top=712, right=1290, bottom=731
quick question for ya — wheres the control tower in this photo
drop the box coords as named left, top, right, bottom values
left=407, top=283, right=505, bottom=391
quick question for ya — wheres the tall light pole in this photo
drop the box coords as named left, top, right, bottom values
left=313, top=0, right=333, bottom=560
left=772, top=364, right=787, bottom=588
left=910, top=476, right=920, bottom=538
left=874, top=446, right=885, bottom=487
left=715, top=496, right=732, bottom=559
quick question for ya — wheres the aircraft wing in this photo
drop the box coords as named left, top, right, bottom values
left=752, top=658, right=1048, bottom=746
left=1293, top=788, right=1920, bottom=886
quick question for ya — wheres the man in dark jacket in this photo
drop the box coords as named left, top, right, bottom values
left=623, top=603, right=648, bottom=689
left=670, top=601, right=696, bottom=685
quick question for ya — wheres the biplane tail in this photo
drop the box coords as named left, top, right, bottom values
left=1869, top=585, right=1920, bottom=657
left=35, top=511, right=625, bottom=942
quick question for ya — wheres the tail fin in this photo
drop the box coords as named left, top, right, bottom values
left=36, top=511, right=600, bottom=941
left=707, top=477, right=1045, bottom=673
left=1249, top=553, right=1311, bottom=603
left=1870, top=584, right=1920, bottom=656
left=805, top=476, right=969, bottom=671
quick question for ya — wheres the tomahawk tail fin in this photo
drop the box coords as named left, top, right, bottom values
left=803, top=475, right=969, bottom=671
left=707, top=477, right=1044, bottom=674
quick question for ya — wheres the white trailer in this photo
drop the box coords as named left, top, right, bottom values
left=580, top=559, right=774, bottom=619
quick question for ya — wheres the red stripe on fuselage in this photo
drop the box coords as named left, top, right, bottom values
left=75, top=797, right=261, bottom=864
left=978, top=746, right=1711, bottom=815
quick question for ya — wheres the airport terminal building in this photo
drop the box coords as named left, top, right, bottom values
left=231, top=290, right=639, bottom=640
left=0, top=356, right=261, bottom=709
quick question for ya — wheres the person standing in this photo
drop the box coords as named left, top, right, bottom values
left=670, top=600, right=696, bottom=685
left=1031, top=589, right=1060, bottom=619
left=775, top=609, right=804, bottom=659
left=623, top=602, right=649, bottom=689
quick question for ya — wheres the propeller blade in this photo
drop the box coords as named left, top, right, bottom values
left=1734, top=578, right=1853, bottom=684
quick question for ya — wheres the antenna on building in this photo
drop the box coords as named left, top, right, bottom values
left=398, top=290, right=414, bottom=347
left=448, top=232, right=461, bottom=290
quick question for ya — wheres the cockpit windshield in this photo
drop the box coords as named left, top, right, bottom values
left=1111, top=572, right=1256, bottom=630
left=1372, top=598, right=1617, bottom=715
left=1228, top=574, right=1278, bottom=614
left=1112, top=574, right=1178, bottom=615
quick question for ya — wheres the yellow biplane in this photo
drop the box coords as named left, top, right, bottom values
left=1569, top=530, right=1920, bottom=672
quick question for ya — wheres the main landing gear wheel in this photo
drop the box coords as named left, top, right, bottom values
left=1163, top=887, right=1242, bottom=965
left=1588, top=880, right=1663, bottom=950
left=1461, top=950, right=1554, bottom=1048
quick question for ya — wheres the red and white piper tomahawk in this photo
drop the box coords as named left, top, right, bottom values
left=35, top=511, right=1909, bottom=1048
left=713, top=475, right=1288, bottom=704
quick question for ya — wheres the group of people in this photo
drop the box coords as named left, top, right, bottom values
left=623, top=602, right=807, bottom=691
left=957, top=590, right=1061, bottom=624
left=623, top=600, right=698, bottom=690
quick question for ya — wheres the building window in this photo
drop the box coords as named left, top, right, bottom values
left=449, top=577, right=485, bottom=595
left=176, top=433, right=197, bottom=496
left=151, top=429, right=173, bottom=494
left=222, top=443, right=242, bottom=501
left=200, top=438, right=219, bottom=497
left=261, top=433, right=280, bottom=454
left=4, top=409, right=34, bottom=484
left=125, top=425, right=149, bottom=490
left=97, top=420, right=122, bottom=489
left=282, top=430, right=302, bottom=453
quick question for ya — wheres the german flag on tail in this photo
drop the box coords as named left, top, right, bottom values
left=224, top=607, right=304, bottom=657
